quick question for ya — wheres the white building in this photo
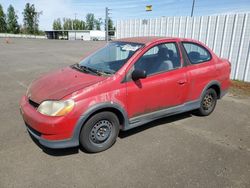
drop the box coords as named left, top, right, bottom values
left=45, top=30, right=106, bottom=41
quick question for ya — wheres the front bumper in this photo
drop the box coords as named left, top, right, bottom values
left=26, top=124, right=79, bottom=148
left=20, top=95, right=81, bottom=149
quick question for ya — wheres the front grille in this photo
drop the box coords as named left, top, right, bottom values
left=28, top=98, right=40, bottom=108
left=25, top=122, right=41, bottom=137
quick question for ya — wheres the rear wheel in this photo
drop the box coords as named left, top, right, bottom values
left=80, top=111, right=120, bottom=153
left=194, top=88, right=217, bottom=116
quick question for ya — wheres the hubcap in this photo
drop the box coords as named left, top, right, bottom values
left=202, top=93, right=214, bottom=110
left=90, top=120, right=112, bottom=144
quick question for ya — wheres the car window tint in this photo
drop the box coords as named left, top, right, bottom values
left=134, top=42, right=181, bottom=76
left=183, top=42, right=211, bottom=64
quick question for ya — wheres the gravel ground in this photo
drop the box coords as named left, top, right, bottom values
left=0, top=38, right=250, bottom=188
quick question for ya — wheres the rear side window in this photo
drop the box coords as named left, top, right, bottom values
left=182, top=42, right=211, bottom=64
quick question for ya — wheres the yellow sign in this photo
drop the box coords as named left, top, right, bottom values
left=146, top=5, right=152, bottom=11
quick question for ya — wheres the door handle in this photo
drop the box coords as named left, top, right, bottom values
left=178, top=80, right=187, bottom=85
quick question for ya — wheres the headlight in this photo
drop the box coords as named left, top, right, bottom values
left=37, top=100, right=75, bottom=116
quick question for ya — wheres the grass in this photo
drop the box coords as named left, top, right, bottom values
left=229, top=80, right=250, bottom=97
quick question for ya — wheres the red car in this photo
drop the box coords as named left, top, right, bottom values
left=20, top=37, right=231, bottom=153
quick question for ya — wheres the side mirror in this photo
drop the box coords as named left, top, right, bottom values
left=132, top=69, right=147, bottom=80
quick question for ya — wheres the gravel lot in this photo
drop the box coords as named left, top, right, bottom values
left=0, top=38, right=250, bottom=188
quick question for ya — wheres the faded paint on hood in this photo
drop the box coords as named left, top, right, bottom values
left=27, top=66, right=106, bottom=103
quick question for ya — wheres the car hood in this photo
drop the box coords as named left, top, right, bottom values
left=27, top=66, right=106, bottom=103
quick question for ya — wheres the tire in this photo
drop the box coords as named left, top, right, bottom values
left=194, top=88, right=217, bottom=116
left=80, top=111, right=120, bottom=153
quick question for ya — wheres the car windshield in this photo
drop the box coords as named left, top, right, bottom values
left=77, top=42, right=143, bottom=76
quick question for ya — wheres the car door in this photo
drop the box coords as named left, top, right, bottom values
left=125, top=41, right=188, bottom=118
left=181, top=42, right=217, bottom=101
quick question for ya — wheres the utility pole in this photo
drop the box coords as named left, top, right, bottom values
left=191, top=0, right=195, bottom=17
left=74, top=13, right=77, bottom=40
left=105, top=7, right=111, bottom=42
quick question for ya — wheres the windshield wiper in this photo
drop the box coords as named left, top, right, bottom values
left=71, top=64, right=87, bottom=72
left=80, top=65, right=114, bottom=76
left=71, top=64, right=99, bottom=75
left=72, top=64, right=112, bottom=76
left=79, top=65, right=103, bottom=76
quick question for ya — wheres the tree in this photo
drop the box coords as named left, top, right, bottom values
left=57, top=18, right=85, bottom=31
left=73, top=19, right=85, bottom=30
left=0, top=4, right=7, bottom=33
left=23, top=3, right=40, bottom=34
left=63, top=18, right=73, bottom=30
left=79, top=20, right=85, bottom=30
left=55, top=14, right=101, bottom=31
left=85, top=13, right=95, bottom=30
left=53, top=18, right=62, bottom=30
left=7, top=5, right=19, bottom=34
left=108, top=19, right=115, bottom=30
left=94, top=18, right=102, bottom=30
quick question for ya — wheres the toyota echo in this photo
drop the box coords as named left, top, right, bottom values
left=20, top=37, right=231, bottom=153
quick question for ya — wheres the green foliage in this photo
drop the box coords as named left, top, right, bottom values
left=23, top=3, right=40, bottom=34
left=73, top=19, right=85, bottom=30
left=61, top=18, right=85, bottom=30
left=53, top=13, right=114, bottom=31
left=95, top=18, right=102, bottom=30
left=52, top=13, right=108, bottom=31
left=37, top=30, right=45, bottom=36
left=53, top=18, right=62, bottom=30
left=7, top=5, right=19, bottom=34
left=0, top=3, right=43, bottom=35
left=1, top=4, right=115, bottom=35
left=85, top=13, right=103, bottom=30
left=108, top=19, right=115, bottom=30
left=85, top=13, right=95, bottom=30
left=0, top=4, right=7, bottom=33
left=63, top=18, right=73, bottom=30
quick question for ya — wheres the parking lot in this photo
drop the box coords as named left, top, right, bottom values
left=0, top=38, right=250, bottom=188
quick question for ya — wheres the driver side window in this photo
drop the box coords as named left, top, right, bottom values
left=134, top=42, right=181, bottom=76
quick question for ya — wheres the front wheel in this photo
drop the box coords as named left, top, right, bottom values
left=80, top=111, right=120, bottom=153
left=194, top=88, right=217, bottom=116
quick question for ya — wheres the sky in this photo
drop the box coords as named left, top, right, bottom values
left=1, top=0, right=250, bottom=30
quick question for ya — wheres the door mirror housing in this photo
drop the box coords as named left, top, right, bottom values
left=132, top=69, right=147, bottom=80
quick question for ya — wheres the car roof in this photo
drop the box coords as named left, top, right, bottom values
left=114, top=36, right=203, bottom=45
left=114, top=37, right=180, bottom=44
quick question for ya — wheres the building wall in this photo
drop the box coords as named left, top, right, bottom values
left=68, top=31, right=91, bottom=40
left=67, top=30, right=105, bottom=41
left=116, top=13, right=250, bottom=82
left=90, top=30, right=105, bottom=40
